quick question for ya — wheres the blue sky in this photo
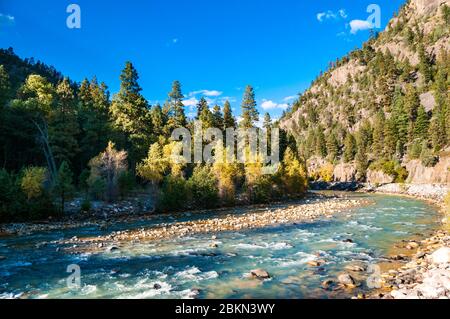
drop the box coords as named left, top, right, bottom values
left=0, top=0, right=405, bottom=120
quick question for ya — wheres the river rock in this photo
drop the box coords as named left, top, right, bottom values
left=153, top=283, right=162, bottom=290
left=107, top=246, right=120, bottom=252
left=338, top=273, right=356, bottom=286
left=345, top=264, right=366, bottom=272
left=406, top=242, right=419, bottom=250
left=250, top=269, right=270, bottom=279
left=428, top=247, right=450, bottom=264
left=321, top=280, right=334, bottom=290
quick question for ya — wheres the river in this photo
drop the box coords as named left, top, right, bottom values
left=0, top=193, right=442, bottom=299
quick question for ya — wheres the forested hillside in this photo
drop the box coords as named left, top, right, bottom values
left=0, top=48, right=305, bottom=222
left=281, top=0, right=450, bottom=184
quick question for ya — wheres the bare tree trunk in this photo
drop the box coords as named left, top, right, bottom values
left=32, top=118, right=57, bottom=184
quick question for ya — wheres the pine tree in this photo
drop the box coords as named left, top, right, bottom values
left=240, top=85, right=259, bottom=129
left=50, top=78, right=80, bottom=166
left=418, top=43, right=433, bottom=85
left=150, top=104, right=165, bottom=136
left=414, top=105, right=430, bottom=141
left=315, top=126, right=327, bottom=158
left=0, top=65, right=11, bottom=107
left=78, top=78, right=111, bottom=174
left=263, top=113, right=272, bottom=130
left=54, top=161, right=74, bottom=214
left=196, top=97, right=208, bottom=120
left=110, top=62, right=152, bottom=164
left=326, top=131, right=339, bottom=161
left=223, top=100, right=236, bottom=129
left=343, top=133, right=357, bottom=163
left=212, top=105, right=224, bottom=129
left=166, top=80, right=187, bottom=129
left=372, top=111, right=385, bottom=156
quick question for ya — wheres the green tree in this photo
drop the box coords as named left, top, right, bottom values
left=77, top=78, right=111, bottom=173
left=326, top=131, right=339, bottom=161
left=0, top=65, right=11, bottom=107
left=240, top=85, right=259, bottom=128
left=315, top=126, right=327, bottom=158
left=110, top=62, right=152, bottom=164
left=196, top=97, right=208, bottom=120
left=414, top=105, right=430, bottom=141
left=212, top=105, right=224, bottom=129
left=50, top=78, right=80, bottom=166
left=166, top=80, right=187, bottom=129
left=418, top=44, right=433, bottom=85
left=54, top=161, right=74, bottom=214
left=223, top=100, right=236, bottom=129
left=372, top=111, right=385, bottom=156
left=343, top=133, right=357, bottom=163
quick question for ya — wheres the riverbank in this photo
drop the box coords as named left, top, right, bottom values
left=365, top=183, right=450, bottom=299
left=0, top=193, right=364, bottom=237
left=60, top=194, right=367, bottom=254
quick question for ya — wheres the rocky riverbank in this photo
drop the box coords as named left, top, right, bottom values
left=60, top=195, right=367, bottom=254
left=365, top=183, right=450, bottom=299
left=370, top=231, right=450, bottom=299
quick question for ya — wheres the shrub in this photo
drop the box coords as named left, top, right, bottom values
left=420, top=147, right=439, bottom=167
left=88, top=141, right=128, bottom=202
left=250, top=176, right=275, bottom=203
left=158, top=175, right=188, bottom=212
left=21, top=167, right=47, bottom=200
left=318, top=163, right=334, bottom=183
left=282, top=147, right=308, bottom=195
left=187, top=165, right=219, bottom=208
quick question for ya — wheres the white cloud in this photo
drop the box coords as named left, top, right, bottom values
left=0, top=13, right=15, bottom=27
left=261, top=99, right=289, bottom=111
left=183, top=97, right=199, bottom=107
left=339, top=9, right=348, bottom=19
left=283, top=95, right=297, bottom=102
left=317, top=9, right=347, bottom=22
left=189, top=90, right=223, bottom=97
left=349, top=19, right=373, bottom=34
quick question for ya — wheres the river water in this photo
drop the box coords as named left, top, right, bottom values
left=0, top=193, right=441, bottom=299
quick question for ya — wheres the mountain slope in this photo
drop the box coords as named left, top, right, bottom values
left=280, top=0, right=450, bottom=184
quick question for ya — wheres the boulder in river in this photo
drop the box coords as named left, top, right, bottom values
left=106, top=246, right=120, bottom=253
left=250, top=269, right=271, bottom=279
left=338, top=273, right=356, bottom=286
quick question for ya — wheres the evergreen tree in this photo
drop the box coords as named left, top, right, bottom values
left=343, top=133, right=357, bottom=163
left=326, top=131, right=339, bottom=161
left=372, top=111, right=385, bottom=156
left=150, top=104, right=165, bottom=136
left=263, top=113, right=272, bottom=130
left=166, top=80, right=187, bottom=129
left=78, top=78, right=111, bottom=174
left=418, top=43, right=433, bottom=85
left=110, top=62, right=152, bottom=164
left=240, top=85, right=259, bottom=128
left=0, top=65, right=11, bottom=107
left=315, top=126, right=327, bottom=158
left=414, top=105, right=430, bottom=141
left=212, top=105, right=224, bottom=129
left=223, top=100, right=236, bottom=129
left=196, top=97, right=208, bottom=120
left=50, top=78, right=80, bottom=167
left=54, top=161, right=74, bottom=214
